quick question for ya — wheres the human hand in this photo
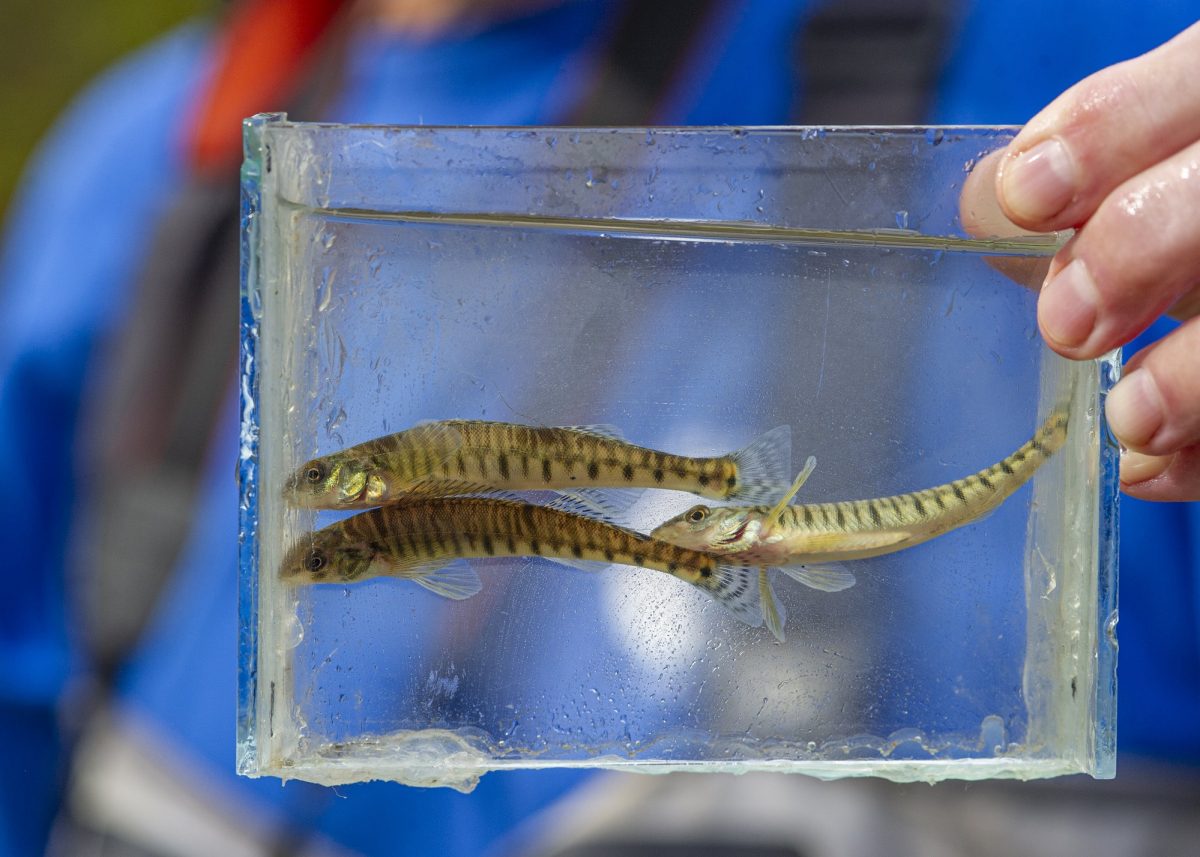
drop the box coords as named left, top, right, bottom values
left=964, top=21, right=1200, bottom=502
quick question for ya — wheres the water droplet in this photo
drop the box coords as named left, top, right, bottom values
left=316, top=267, right=336, bottom=312
left=1105, top=610, right=1119, bottom=647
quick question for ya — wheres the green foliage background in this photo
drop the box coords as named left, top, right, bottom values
left=0, top=0, right=215, bottom=215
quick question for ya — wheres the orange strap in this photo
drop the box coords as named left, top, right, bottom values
left=184, top=0, right=346, bottom=174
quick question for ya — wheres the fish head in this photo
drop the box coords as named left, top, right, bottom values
left=650, top=504, right=762, bottom=554
left=280, top=529, right=375, bottom=583
left=284, top=454, right=374, bottom=508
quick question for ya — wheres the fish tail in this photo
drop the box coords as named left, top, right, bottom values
left=1002, top=402, right=1071, bottom=480
left=698, top=562, right=763, bottom=629
left=726, top=425, right=792, bottom=503
left=926, top=403, right=1071, bottom=518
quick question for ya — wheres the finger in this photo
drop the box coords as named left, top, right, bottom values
left=958, top=149, right=1055, bottom=291
left=995, top=21, right=1200, bottom=231
left=1105, top=314, right=1200, bottom=457
left=1120, top=446, right=1200, bottom=503
left=1035, top=138, right=1200, bottom=358
left=961, top=150, right=1024, bottom=238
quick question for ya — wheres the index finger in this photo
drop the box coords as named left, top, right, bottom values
left=994, top=20, right=1200, bottom=232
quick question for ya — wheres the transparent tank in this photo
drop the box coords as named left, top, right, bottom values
left=238, top=116, right=1118, bottom=790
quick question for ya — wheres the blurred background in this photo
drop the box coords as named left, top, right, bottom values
left=0, top=0, right=213, bottom=214
left=2, top=2, right=1199, bottom=856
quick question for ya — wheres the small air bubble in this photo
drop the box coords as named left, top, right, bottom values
left=283, top=613, right=304, bottom=649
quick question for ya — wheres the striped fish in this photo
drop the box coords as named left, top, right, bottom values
left=281, top=495, right=765, bottom=633
left=285, top=419, right=790, bottom=510
left=650, top=404, right=1071, bottom=637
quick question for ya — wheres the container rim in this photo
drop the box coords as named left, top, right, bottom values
left=246, top=113, right=1023, bottom=135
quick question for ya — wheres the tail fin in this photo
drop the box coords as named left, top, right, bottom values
left=727, top=425, right=792, bottom=503
left=929, top=403, right=1072, bottom=519
left=701, top=563, right=763, bottom=629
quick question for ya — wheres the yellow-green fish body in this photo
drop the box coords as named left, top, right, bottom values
left=285, top=420, right=790, bottom=510
left=651, top=406, right=1071, bottom=572
left=281, top=495, right=764, bottom=631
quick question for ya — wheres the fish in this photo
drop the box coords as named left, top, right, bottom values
left=280, top=495, right=768, bottom=634
left=650, top=404, right=1071, bottom=586
left=284, top=419, right=791, bottom=510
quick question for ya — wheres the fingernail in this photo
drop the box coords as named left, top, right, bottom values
left=1107, top=370, right=1165, bottom=449
left=1039, top=258, right=1098, bottom=349
left=1120, top=450, right=1173, bottom=485
left=1001, top=138, right=1077, bottom=222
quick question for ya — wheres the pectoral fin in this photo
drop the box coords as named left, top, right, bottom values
left=547, top=488, right=643, bottom=527
left=564, top=424, right=624, bottom=441
left=399, top=479, right=523, bottom=502
left=408, top=559, right=483, bottom=600
left=370, top=552, right=484, bottom=600
left=779, top=564, right=857, bottom=593
left=762, top=455, right=817, bottom=534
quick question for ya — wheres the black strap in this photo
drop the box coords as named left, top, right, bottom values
left=797, top=0, right=953, bottom=124
left=567, top=0, right=721, bottom=124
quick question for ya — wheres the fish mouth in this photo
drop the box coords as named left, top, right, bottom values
left=719, top=520, right=749, bottom=545
left=282, top=483, right=314, bottom=507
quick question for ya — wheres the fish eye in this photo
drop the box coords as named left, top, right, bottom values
left=305, top=549, right=326, bottom=572
left=305, top=463, right=326, bottom=484
left=686, top=506, right=709, bottom=524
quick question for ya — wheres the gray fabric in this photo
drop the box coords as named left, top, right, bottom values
left=524, top=765, right=1200, bottom=857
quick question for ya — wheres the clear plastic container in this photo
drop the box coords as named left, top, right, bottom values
left=238, top=116, right=1118, bottom=790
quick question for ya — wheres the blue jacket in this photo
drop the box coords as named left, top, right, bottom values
left=2, top=2, right=1197, bottom=854
left=0, top=3, right=807, bottom=854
